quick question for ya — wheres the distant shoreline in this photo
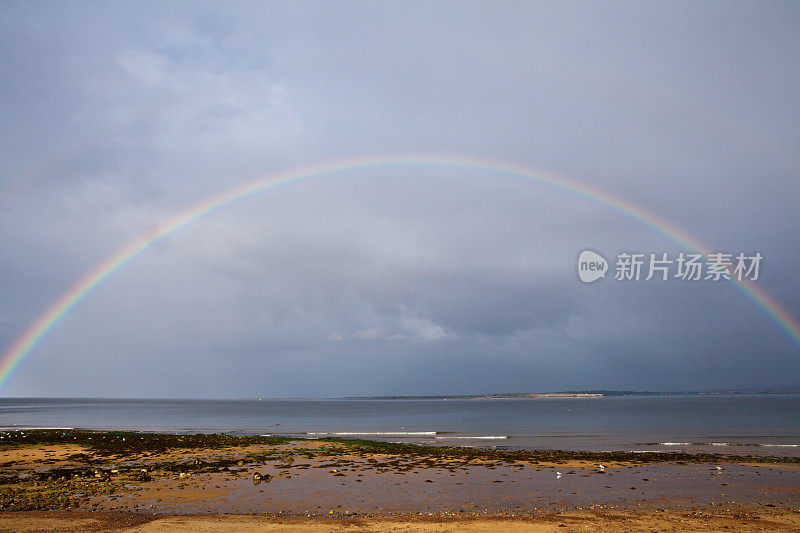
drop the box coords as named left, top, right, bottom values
left=345, top=390, right=800, bottom=400
left=347, top=393, right=605, bottom=400
left=1, top=389, right=799, bottom=401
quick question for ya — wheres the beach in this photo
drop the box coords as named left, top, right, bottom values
left=1, top=430, right=798, bottom=531
left=3, top=510, right=800, bottom=532
left=2, top=1, right=799, bottom=530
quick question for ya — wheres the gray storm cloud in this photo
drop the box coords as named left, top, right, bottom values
left=1, top=1, right=798, bottom=397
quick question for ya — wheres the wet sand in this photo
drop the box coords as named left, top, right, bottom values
left=1, top=509, right=800, bottom=532
left=1, top=430, right=799, bottom=531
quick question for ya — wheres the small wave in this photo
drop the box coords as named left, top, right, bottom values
left=306, top=431, right=437, bottom=436
left=659, top=441, right=799, bottom=448
left=631, top=450, right=669, bottom=453
left=0, top=427, right=74, bottom=431
left=709, top=442, right=799, bottom=448
left=434, top=435, right=509, bottom=440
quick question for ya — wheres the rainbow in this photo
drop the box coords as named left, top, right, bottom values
left=1, top=154, right=798, bottom=392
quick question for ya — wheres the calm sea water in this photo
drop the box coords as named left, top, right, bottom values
left=1, top=395, right=798, bottom=456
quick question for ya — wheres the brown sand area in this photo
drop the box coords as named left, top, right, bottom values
left=2, top=431, right=799, bottom=531
left=1, top=509, right=799, bottom=532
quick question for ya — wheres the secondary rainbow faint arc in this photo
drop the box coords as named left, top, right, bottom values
left=1, top=154, right=798, bottom=391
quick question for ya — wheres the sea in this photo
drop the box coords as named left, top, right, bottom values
left=1, top=394, right=799, bottom=457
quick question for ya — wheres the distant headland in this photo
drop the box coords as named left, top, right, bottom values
left=346, top=389, right=800, bottom=400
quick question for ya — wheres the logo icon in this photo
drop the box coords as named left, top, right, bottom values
left=577, top=250, right=608, bottom=283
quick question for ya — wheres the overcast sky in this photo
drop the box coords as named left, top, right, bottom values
left=1, top=1, right=798, bottom=398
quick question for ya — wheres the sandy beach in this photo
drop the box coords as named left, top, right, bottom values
left=1, top=509, right=800, bottom=532
left=0, top=430, right=799, bottom=531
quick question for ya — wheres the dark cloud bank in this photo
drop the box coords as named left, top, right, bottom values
left=1, top=2, right=798, bottom=397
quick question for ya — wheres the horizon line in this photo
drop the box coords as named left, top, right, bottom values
left=2, top=388, right=800, bottom=401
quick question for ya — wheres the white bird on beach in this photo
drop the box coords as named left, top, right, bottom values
left=598, top=464, right=605, bottom=472
left=556, top=471, right=562, bottom=479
